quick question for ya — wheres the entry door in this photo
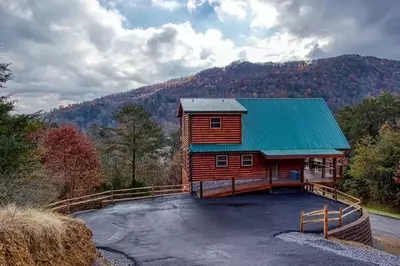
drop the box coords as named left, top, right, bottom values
left=269, top=160, right=279, bottom=180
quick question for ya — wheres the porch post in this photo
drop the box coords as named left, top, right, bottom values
left=333, top=158, right=337, bottom=183
left=269, top=160, right=272, bottom=193
left=322, top=158, right=326, bottom=179
left=300, top=159, right=305, bottom=191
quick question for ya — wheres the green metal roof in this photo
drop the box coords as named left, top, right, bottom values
left=180, top=98, right=247, bottom=113
left=189, top=98, right=351, bottom=154
left=260, top=149, right=343, bottom=157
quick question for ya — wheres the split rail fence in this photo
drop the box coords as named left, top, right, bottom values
left=301, top=183, right=363, bottom=238
left=45, top=184, right=190, bottom=214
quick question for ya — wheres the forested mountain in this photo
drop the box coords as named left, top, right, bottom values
left=48, top=54, right=400, bottom=131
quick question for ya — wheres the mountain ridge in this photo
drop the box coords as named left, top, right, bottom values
left=49, top=54, right=400, bottom=131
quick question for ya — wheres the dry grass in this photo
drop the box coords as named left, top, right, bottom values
left=330, top=237, right=374, bottom=249
left=373, top=235, right=400, bottom=255
left=0, top=205, right=97, bottom=266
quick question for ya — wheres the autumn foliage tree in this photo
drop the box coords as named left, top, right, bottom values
left=42, top=125, right=103, bottom=198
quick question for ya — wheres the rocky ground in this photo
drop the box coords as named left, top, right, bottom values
left=276, top=232, right=400, bottom=266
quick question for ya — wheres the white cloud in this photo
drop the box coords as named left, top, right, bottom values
left=214, top=0, right=248, bottom=21
left=151, top=0, right=182, bottom=11
left=243, top=32, right=332, bottom=62
left=4, top=0, right=392, bottom=114
left=1, top=0, right=242, bottom=113
left=186, top=0, right=207, bottom=12
left=249, top=1, right=278, bottom=29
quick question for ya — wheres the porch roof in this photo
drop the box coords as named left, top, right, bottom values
left=260, top=149, right=343, bottom=157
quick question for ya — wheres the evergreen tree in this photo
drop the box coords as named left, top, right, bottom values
left=100, top=104, right=163, bottom=187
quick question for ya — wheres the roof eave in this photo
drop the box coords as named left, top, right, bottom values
left=182, top=110, right=248, bottom=114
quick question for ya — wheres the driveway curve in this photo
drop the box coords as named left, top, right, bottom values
left=75, top=192, right=369, bottom=266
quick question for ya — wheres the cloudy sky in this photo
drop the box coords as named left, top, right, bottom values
left=1, top=0, right=399, bottom=113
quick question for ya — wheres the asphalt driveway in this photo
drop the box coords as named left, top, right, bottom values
left=75, top=192, right=369, bottom=266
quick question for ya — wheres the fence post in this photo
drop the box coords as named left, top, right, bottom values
left=151, top=185, right=155, bottom=199
left=300, top=210, right=304, bottom=233
left=111, top=187, right=114, bottom=203
left=334, top=187, right=338, bottom=202
left=232, top=177, right=235, bottom=196
left=200, top=181, right=203, bottom=198
left=323, top=205, right=328, bottom=239
left=338, top=207, right=342, bottom=228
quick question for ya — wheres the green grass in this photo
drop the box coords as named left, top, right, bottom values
left=366, top=205, right=400, bottom=219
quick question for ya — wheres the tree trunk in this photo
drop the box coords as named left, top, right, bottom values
left=131, top=153, right=136, bottom=187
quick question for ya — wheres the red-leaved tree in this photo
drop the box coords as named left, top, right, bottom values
left=42, top=125, right=103, bottom=198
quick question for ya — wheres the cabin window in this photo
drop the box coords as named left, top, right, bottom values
left=241, top=154, right=253, bottom=167
left=210, top=117, right=221, bottom=128
left=216, top=155, right=228, bottom=167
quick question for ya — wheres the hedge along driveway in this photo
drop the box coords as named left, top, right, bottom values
left=74, top=192, right=367, bottom=266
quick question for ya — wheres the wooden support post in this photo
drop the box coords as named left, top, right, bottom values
left=300, top=159, right=305, bottom=191
left=338, top=207, right=343, bottom=228
left=232, top=177, right=235, bottom=196
left=269, top=161, right=273, bottom=193
left=300, top=210, right=304, bottom=233
left=334, top=188, right=338, bottom=202
left=323, top=205, right=328, bottom=239
left=111, top=187, right=114, bottom=203
left=322, top=158, right=326, bottom=178
left=333, top=158, right=337, bottom=183
left=200, top=181, right=203, bottom=198
left=151, top=186, right=155, bottom=199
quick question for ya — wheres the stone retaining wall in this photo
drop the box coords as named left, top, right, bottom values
left=328, top=209, right=373, bottom=246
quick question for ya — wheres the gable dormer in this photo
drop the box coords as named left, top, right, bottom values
left=178, top=98, right=247, bottom=144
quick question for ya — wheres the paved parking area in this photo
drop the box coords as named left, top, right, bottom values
left=75, top=192, right=369, bottom=266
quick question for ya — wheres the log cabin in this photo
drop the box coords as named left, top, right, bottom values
left=177, top=98, right=351, bottom=197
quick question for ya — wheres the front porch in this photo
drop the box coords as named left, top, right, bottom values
left=193, top=157, right=345, bottom=198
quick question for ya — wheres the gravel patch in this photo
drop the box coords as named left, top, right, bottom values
left=276, top=232, right=400, bottom=266
left=97, top=247, right=137, bottom=266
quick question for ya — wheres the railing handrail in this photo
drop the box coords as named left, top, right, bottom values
left=301, top=183, right=362, bottom=238
left=46, top=184, right=190, bottom=214
left=300, top=205, right=343, bottom=238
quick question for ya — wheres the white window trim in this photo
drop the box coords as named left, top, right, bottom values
left=210, top=117, right=221, bottom=129
left=241, top=154, right=253, bottom=167
left=216, top=155, right=228, bottom=167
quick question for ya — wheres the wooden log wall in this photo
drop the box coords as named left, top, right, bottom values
left=191, top=114, right=242, bottom=144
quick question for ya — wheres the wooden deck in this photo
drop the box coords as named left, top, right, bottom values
left=198, top=179, right=316, bottom=198
left=196, top=176, right=338, bottom=198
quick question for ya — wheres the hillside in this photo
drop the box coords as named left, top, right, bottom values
left=48, top=54, right=400, bottom=130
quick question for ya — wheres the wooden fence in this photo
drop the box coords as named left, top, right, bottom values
left=301, top=183, right=363, bottom=238
left=300, top=205, right=342, bottom=238
left=45, top=184, right=190, bottom=214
